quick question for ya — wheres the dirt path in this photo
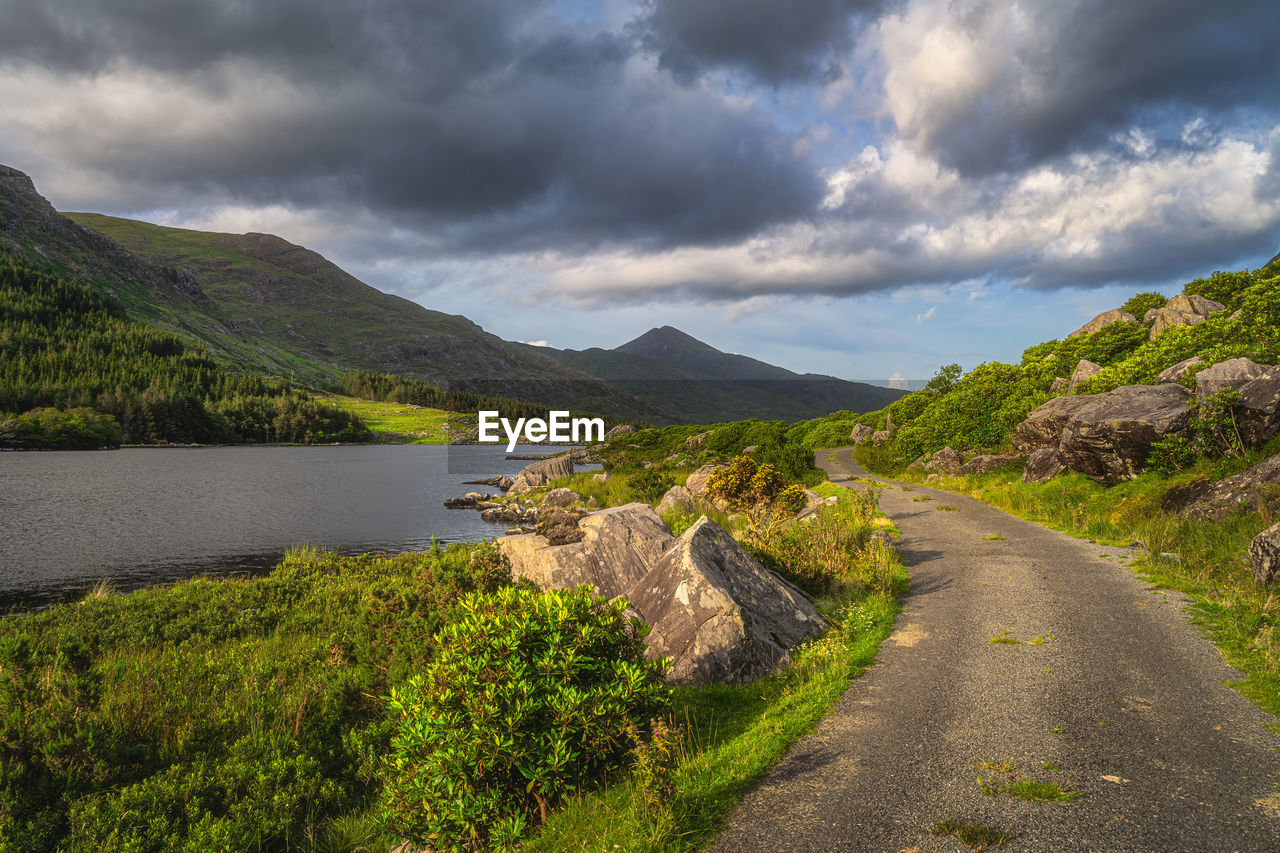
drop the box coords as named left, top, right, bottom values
left=712, top=451, right=1280, bottom=852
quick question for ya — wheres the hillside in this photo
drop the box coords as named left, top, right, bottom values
left=529, top=326, right=905, bottom=423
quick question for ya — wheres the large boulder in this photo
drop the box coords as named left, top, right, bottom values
left=1194, top=358, right=1280, bottom=448
left=926, top=446, right=963, bottom=475
left=656, top=485, right=695, bottom=515
left=603, top=424, right=635, bottom=441
left=685, top=463, right=726, bottom=497
left=1156, top=356, right=1203, bottom=384
left=1057, top=384, right=1192, bottom=484
left=624, top=518, right=827, bottom=684
left=1068, top=359, right=1102, bottom=392
left=1144, top=294, right=1226, bottom=339
left=1067, top=308, right=1137, bottom=339
left=496, top=503, right=674, bottom=595
left=1183, top=454, right=1280, bottom=521
left=1249, top=522, right=1280, bottom=586
left=959, top=454, right=1021, bottom=476
left=849, top=423, right=874, bottom=445
left=1022, top=447, right=1065, bottom=484
left=1013, top=395, right=1094, bottom=452
left=506, top=454, right=574, bottom=495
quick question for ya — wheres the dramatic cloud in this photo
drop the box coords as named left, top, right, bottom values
left=637, top=0, right=884, bottom=84
left=876, top=0, right=1280, bottom=174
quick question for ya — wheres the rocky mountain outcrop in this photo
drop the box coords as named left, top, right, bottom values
left=1249, top=522, right=1280, bottom=586
left=1155, top=357, right=1203, bottom=384
left=625, top=518, right=827, bottom=684
left=850, top=423, right=874, bottom=445
left=1016, top=384, right=1192, bottom=484
left=1143, top=294, right=1226, bottom=339
left=1191, top=358, right=1280, bottom=449
left=1067, top=308, right=1137, bottom=339
left=506, top=454, right=574, bottom=495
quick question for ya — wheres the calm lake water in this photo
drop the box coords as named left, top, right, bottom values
left=0, top=444, right=581, bottom=610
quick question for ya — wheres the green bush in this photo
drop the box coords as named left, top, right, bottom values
left=629, top=468, right=676, bottom=501
left=1121, top=292, right=1167, bottom=318
left=380, top=586, right=670, bottom=850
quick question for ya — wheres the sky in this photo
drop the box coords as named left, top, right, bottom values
left=1, top=0, right=1278, bottom=382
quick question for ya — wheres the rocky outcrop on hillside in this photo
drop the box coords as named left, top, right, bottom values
left=1143, top=294, right=1226, bottom=338
left=496, top=504, right=828, bottom=684
left=685, top=463, right=726, bottom=497
left=1067, top=308, right=1137, bottom=338
left=1193, top=358, right=1280, bottom=449
left=1016, top=384, right=1192, bottom=484
left=1068, top=359, right=1102, bottom=392
left=1156, top=357, right=1203, bottom=383
left=850, top=423, right=874, bottom=445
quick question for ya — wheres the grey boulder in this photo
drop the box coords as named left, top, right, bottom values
left=1068, top=359, right=1102, bottom=391
left=541, top=487, right=581, bottom=508
left=849, top=423, right=875, bottom=445
left=1067, top=308, right=1137, bottom=339
left=1155, top=356, right=1203, bottom=384
left=1183, top=454, right=1280, bottom=521
left=656, top=485, right=696, bottom=515
left=507, top=454, right=574, bottom=495
left=1013, top=395, right=1094, bottom=452
left=1057, top=384, right=1192, bottom=484
left=959, top=454, right=1021, bottom=476
left=1194, top=358, right=1280, bottom=448
left=685, top=463, right=726, bottom=497
left=1144, top=294, right=1226, bottom=339
left=926, top=446, right=963, bottom=475
left=624, top=517, right=827, bottom=684
left=1022, top=447, right=1066, bottom=484
left=1249, top=522, right=1280, bottom=586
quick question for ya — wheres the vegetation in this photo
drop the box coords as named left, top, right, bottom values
left=381, top=587, right=670, bottom=850
left=338, top=371, right=547, bottom=423
left=0, top=250, right=369, bottom=447
left=319, top=394, right=452, bottom=444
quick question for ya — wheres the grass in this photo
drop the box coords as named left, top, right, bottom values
left=976, top=761, right=1078, bottom=803
left=320, top=394, right=452, bottom=443
left=937, top=505, right=959, bottom=511
left=929, top=817, right=1009, bottom=849
left=989, top=637, right=1022, bottom=645
left=982, top=534, right=1006, bottom=541
left=857, top=443, right=1280, bottom=723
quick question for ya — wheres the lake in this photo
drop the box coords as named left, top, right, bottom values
left=0, top=444, right=582, bottom=610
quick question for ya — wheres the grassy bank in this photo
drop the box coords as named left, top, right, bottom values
left=856, top=447, right=1280, bottom=722
left=320, top=394, right=452, bottom=444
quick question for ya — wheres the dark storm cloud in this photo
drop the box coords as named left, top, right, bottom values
left=897, top=0, right=1280, bottom=175
left=0, top=0, right=824, bottom=251
left=637, top=0, right=885, bottom=84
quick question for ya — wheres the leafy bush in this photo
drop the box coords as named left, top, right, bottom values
left=1121, top=292, right=1167, bottom=318
left=0, top=407, right=122, bottom=449
left=380, top=586, right=670, bottom=850
left=629, top=468, right=676, bottom=501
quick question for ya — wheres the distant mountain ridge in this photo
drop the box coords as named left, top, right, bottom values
left=2, top=163, right=903, bottom=424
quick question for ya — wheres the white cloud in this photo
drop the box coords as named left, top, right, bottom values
left=914, top=305, right=936, bottom=324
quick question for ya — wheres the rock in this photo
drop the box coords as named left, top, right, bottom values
left=1249, top=522, right=1280, bottom=586
left=925, top=446, right=963, bottom=475
left=683, top=431, right=711, bottom=452
left=507, top=454, right=574, bottom=495
left=443, top=492, right=493, bottom=508
left=870, top=429, right=892, bottom=444
left=1194, top=359, right=1280, bottom=448
left=1156, top=357, right=1203, bottom=384
left=1022, top=447, right=1065, bottom=484
left=1050, top=377, right=1069, bottom=393
left=1184, top=453, right=1280, bottom=521
left=569, top=448, right=603, bottom=465
left=656, top=485, right=695, bottom=515
left=463, top=475, right=515, bottom=491
left=794, top=496, right=838, bottom=520
left=1144, top=293, right=1226, bottom=339
left=742, top=445, right=758, bottom=453
left=624, top=518, right=827, bottom=685
left=849, top=424, right=875, bottom=445
left=481, top=503, right=536, bottom=523
left=603, top=424, right=635, bottom=441
left=685, top=463, right=726, bottom=497
left=1067, top=308, right=1138, bottom=338
left=959, top=454, right=1021, bottom=476
left=905, top=455, right=927, bottom=474
left=541, top=487, right=581, bottom=508
left=592, top=472, right=610, bottom=482
left=1068, top=359, right=1102, bottom=391
left=1013, top=395, right=1095, bottom=452
left=497, top=503, right=675, bottom=596
left=1195, top=357, right=1269, bottom=402
left=1057, top=384, right=1193, bottom=484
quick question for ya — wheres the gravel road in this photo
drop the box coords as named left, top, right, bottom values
left=712, top=451, right=1280, bottom=852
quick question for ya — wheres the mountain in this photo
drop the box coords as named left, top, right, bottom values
left=527, top=326, right=905, bottom=423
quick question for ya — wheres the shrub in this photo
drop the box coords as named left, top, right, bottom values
left=380, top=586, right=670, bottom=850
left=628, top=468, right=675, bottom=501
left=1122, top=292, right=1167, bottom=318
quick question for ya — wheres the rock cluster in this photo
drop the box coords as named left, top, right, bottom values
left=1182, top=454, right=1280, bottom=521
left=1143, top=294, right=1226, bottom=338
left=497, top=504, right=827, bottom=684
left=849, top=423, right=874, bottom=445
